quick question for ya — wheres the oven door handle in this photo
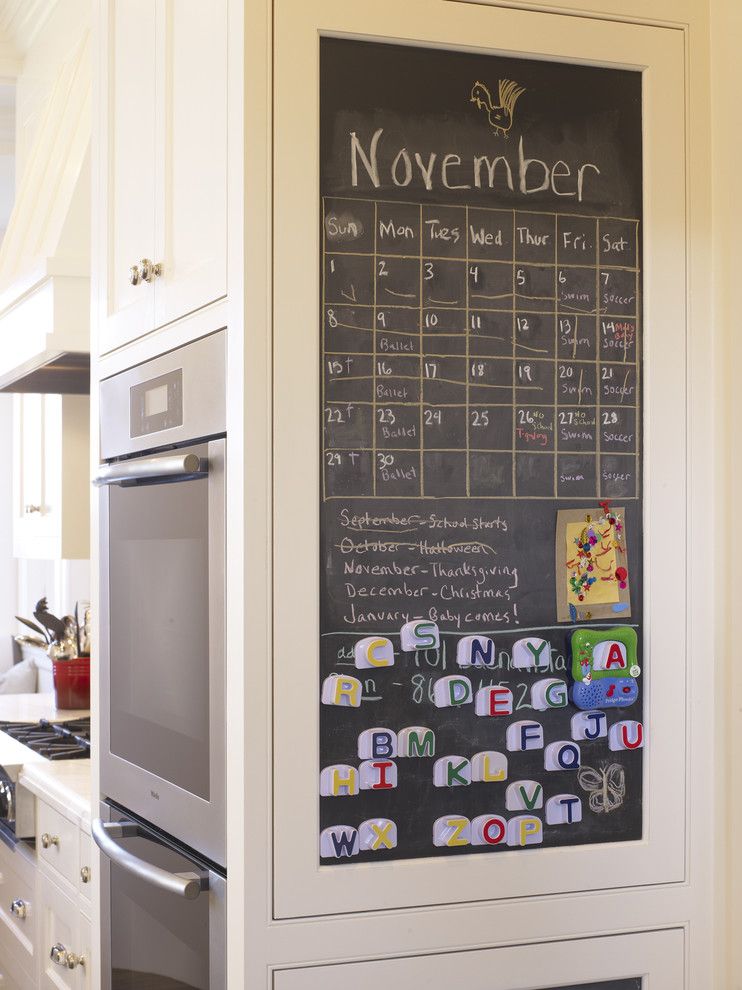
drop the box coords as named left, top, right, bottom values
left=93, top=453, right=207, bottom=487
left=92, top=819, right=209, bottom=900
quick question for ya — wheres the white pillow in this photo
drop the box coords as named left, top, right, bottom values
left=0, top=659, right=36, bottom=695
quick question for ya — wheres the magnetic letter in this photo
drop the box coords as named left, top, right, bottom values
left=531, top=678, right=568, bottom=711
left=433, top=756, right=471, bottom=787
left=321, top=674, right=362, bottom=707
left=354, top=636, right=394, bottom=669
left=400, top=620, right=440, bottom=651
left=475, top=685, right=513, bottom=717
left=471, top=751, right=507, bottom=783
left=545, top=741, right=581, bottom=771
left=320, top=826, right=359, bottom=858
left=456, top=635, right=495, bottom=668
left=358, top=818, right=397, bottom=851
left=358, top=728, right=397, bottom=760
left=398, top=726, right=436, bottom=758
left=359, top=760, right=397, bottom=790
left=319, top=765, right=359, bottom=797
left=571, top=710, right=608, bottom=741
left=471, top=814, right=507, bottom=846
left=512, top=637, right=551, bottom=670
left=506, top=720, right=544, bottom=752
left=433, top=675, right=473, bottom=708
left=593, top=640, right=627, bottom=671
left=433, top=815, right=471, bottom=847
left=506, top=815, right=543, bottom=847
left=506, top=780, right=543, bottom=812
left=609, top=720, right=644, bottom=751
left=546, top=794, right=582, bottom=825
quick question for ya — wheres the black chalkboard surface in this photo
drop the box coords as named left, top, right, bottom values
left=551, top=983, right=641, bottom=990
left=320, top=38, right=643, bottom=864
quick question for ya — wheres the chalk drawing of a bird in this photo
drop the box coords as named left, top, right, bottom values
left=470, top=79, right=525, bottom=137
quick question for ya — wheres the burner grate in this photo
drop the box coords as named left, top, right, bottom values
left=0, top=718, right=91, bottom=759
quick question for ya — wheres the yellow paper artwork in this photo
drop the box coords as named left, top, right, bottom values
left=565, top=520, right=620, bottom=608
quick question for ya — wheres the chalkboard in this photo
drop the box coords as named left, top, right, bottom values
left=548, top=983, right=641, bottom=990
left=320, top=38, right=643, bottom=864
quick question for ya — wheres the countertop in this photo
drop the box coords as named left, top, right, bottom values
left=20, top=760, right=92, bottom=831
left=0, top=692, right=89, bottom=723
left=0, top=693, right=92, bottom=830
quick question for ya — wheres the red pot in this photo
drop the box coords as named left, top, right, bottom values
left=52, top=657, right=90, bottom=710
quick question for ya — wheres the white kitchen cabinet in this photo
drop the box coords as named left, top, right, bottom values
left=0, top=838, right=37, bottom=986
left=38, top=871, right=87, bottom=990
left=96, top=0, right=228, bottom=354
left=12, top=394, right=90, bottom=560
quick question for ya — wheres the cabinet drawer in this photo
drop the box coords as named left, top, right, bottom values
left=39, top=872, right=85, bottom=990
left=0, top=848, right=36, bottom=972
left=78, top=832, right=92, bottom=902
left=37, top=801, right=79, bottom=888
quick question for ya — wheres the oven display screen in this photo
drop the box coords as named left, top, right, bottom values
left=130, top=370, right=183, bottom=438
left=144, top=383, right=169, bottom=418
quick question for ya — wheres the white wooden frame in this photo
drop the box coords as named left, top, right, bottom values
left=273, top=0, right=686, bottom=919
left=273, top=928, right=685, bottom=989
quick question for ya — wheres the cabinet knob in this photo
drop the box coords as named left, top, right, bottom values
left=10, top=898, right=27, bottom=919
left=80, top=865, right=90, bottom=884
left=50, top=943, right=84, bottom=970
left=129, top=264, right=142, bottom=285
left=139, top=258, right=162, bottom=282
left=40, top=833, right=59, bottom=849
left=24, top=504, right=42, bottom=514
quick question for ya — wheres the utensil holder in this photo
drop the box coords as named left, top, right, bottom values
left=52, top=657, right=90, bottom=710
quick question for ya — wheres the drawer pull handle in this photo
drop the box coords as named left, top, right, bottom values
left=80, top=865, right=90, bottom=883
left=10, top=898, right=27, bottom=919
left=129, top=264, right=141, bottom=285
left=50, top=943, right=84, bottom=970
left=41, top=833, right=59, bottom=849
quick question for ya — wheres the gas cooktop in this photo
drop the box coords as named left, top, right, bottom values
left=0, top=718, right=90, bottom=760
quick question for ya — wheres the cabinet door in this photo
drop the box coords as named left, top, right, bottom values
left=38, top=872, right=86, bottom=990
left=13, top=395, right=90, bottom=560
left=274, top=930, right=684, bottom=990
left=13, top=394, right=56, bottom=558
left=152, top=0, right=228, bottom=330
left=98, top=0, right=157, bottom=352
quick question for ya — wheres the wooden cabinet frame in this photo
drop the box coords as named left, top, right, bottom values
left=273, top=0, right=688, bottom=920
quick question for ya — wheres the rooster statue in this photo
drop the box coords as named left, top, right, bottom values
left=470, top=79, right=525, bottom=137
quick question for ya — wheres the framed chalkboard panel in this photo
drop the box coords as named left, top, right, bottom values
left=318, top=35, right=644, bottom=867
left=274, top=0, right=687, bottom=920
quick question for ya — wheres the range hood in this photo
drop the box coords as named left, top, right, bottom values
left=0, top=30, right=90, bottom=394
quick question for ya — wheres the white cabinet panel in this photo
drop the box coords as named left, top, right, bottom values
left=103, top=0, right=157, bottom=347
left=274, top=930, right=684, bottom=990
left=153, top=0, right=228, bottom=330
left=13, top=395, right=90, bottom=560
left=38, top=872, right=85, bottom=990
left=96, top=0, right=229, bottom=354
left=273, top=0, right=687, bottom=918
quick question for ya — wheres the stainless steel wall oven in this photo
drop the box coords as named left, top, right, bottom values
left=96, top=331, right=226, bottom=868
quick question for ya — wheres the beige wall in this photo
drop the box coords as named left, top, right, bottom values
left=711, top=0, right=739, bottom=986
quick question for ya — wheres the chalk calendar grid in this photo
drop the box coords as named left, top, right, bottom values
left=322, top=196, right=640, bottom=503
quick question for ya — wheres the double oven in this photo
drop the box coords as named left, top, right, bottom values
left=94, top=331, right=227, bottom=988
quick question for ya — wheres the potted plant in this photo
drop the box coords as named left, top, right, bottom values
left=16, top=598, right=90, bottom=709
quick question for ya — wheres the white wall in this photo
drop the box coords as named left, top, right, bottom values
left=0, top=394, right=16, bottom=671
left=7, top=0, right=91, bottom=654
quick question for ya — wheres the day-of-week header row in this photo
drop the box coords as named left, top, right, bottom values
left=324, top=198, right=639, bottom=267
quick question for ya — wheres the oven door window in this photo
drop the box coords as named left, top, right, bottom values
left=108, top=444, right=210, bottom=799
